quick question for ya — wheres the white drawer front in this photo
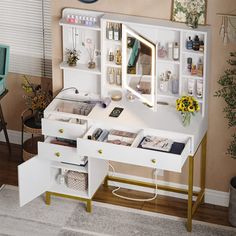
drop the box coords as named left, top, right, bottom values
left=77, top=138, right=191, bottom=172
left=38, top=140, right=83, bottom=165
left=42, top=118, right=87, bottom=140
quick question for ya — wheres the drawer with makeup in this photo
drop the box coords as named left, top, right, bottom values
left=77, top=125, right=191, bottom=173
left=42, top=116, right=87, bottom=140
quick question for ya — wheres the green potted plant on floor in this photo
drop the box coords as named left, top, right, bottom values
left=215, top=52, right=236, bottom=227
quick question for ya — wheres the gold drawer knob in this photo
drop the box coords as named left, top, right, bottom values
left=151, top=159, right=156, bottom=164
left=55, top=152, right=61, bottom=157
left=98, top=149, right=103, bottom=154
left=59, top=129, right=64, bottom=133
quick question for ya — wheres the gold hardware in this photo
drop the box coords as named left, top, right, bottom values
left=98, top=149, right=103, bottom=154
left=59, top=129, right=64, bottom=133
left=55, top=152, right=60, bottom=157
left=151, top=159, right=156, bottom=164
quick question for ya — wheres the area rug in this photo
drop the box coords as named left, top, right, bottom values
left=0, top=186, right=235, bottom=236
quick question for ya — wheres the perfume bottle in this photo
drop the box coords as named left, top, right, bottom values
left=199, top=40, right=204, bottom=52
left=186, top=37, right=193, bottom=50
left=108, top=67, right=115, bottom=84
left=167, top=42, right=173, bottom=60
left=187, top=57, right=192, bottom=73
left=193, top=35, right=200, bottom=51
left=173, top=42, right=179, bottom=61
left=115, top=48, right=122, bottom=65
left=116, top=69, right=122, bottom=86
left=108, top=49, right=114, bottom=62
left=113, top=24, right=120, bottom=41
left=171, top=75, right=179, bottom=94
left=197, top=58, right=203, bottom=77
left=196, top=80, right=203, bottom=98
left=188, top=79, right=195, bottom=95
left=191, top=65, right=197, bottom=75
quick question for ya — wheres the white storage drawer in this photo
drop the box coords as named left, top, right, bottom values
left=38, top=137, right=84, bottom=165
left=42, top=117, right=87, bottom=140
left=77, top=127, right=191, bottom=172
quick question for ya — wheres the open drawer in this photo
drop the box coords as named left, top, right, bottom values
left=77, top=126, right=191, bottom=172
left=38, top=136, right=86, bottom=165
left=42, top=116, right=87, bottom=140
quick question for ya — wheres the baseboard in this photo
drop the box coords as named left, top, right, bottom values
left=0, top=129, right=230, bottom=207
left=108, top=172, right=230, bottom=207
left=0, top=129, right=30, bottom=145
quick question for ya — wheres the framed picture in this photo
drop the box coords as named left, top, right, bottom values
left=171, top=0, right=207, bottom=25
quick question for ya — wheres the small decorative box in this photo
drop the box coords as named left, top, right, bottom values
left=65, top=171, right=88, bottom=191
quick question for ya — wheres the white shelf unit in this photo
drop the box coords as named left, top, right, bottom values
left=101, top=18, right=123, bottom=98
left=60, top=9, right=104, bottom=94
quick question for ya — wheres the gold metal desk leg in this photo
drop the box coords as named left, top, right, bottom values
left=104, top=176, right=108, bottom=188
left=200, top=134, right=207, bottom=203
left=187, top=156, right=194, bottom=232
left=45, top=191, right=51, bottom=205
left=86, top=199, right=92, bottom=213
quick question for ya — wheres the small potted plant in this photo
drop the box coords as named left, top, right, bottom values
left=176, top=95, right=200, bottom=126
left=215, top=52, right=236, bottom=227
left=65, top=48, right=80, bottom=66
left=22, top=75, right=52, bottom=126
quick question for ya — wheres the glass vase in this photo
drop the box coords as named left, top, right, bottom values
left=181, top=112, right=191, bottom=127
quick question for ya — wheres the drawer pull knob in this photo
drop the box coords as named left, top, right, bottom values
left=59, top=129, right=64, bottom=133
left=98, top=149, right=103, bottom=154
left=151, top=159, right=156, bottom=164
left=55, top=152, right=61, bottom=157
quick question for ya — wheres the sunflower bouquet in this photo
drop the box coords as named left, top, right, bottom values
left=176, top=95, right=200, bottom=126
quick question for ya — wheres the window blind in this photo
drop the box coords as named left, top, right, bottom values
left=0, top=0, right=52, bottom=78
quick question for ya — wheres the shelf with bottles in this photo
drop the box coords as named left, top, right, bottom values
left=105, top=21, right=122, bottom=42
left=105, top=47, right=122, bottom=67
left=182, top=54, right=204, bottom=79
left=182, top=77, right=204, bottom=102
left=157, top=41, right=180, bottom=63
left=182, top=31, right=205, bottom=55
left=107, top=67, right=122, bottom=87
left=60, top=62, right=101, bottom=75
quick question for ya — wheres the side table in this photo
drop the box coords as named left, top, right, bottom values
left=21, top=109, right=43, bottom=162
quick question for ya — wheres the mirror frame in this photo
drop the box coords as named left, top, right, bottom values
left=122, top=25, right=156, bottom=107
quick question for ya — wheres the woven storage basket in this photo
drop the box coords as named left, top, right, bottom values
left=65, top=171, right=88, bottom=191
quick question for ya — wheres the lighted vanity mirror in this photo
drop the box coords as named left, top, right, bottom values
left=122, top=25, right=156, bottom=107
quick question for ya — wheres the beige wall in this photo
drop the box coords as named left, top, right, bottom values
left=50, top=0, right=236, bottom=192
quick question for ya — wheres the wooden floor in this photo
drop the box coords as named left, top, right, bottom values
left=0, top=141, right=231, bottom=227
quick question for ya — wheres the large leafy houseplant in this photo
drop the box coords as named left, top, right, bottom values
left=215, top=52, right=236, bottom=159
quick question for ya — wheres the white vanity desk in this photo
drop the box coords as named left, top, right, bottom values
left=18, top=8, right=210, bottom=232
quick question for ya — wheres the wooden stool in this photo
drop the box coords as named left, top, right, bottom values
left=0, top=89, right=11, bottom=153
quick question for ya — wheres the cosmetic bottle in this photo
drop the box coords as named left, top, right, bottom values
left=167, top=42, right=173, bottom=60
left=108, top=49, right=114, bottom=62
left=116, top=69, right=122, bottom=86
left=108, top=67, right=115, bottom=84
left=188, top=79, right=195, bottom=95
left=191, top=65, right=197, bottom=75
left=171, top=75, right=179, bottom=94
left=108, top=23, right=114, bottom=40
left=173, top=42, right=179, bottom=61
left=199, top=40, right=204, bottom=52
left=113, top=24, right=120, bottom=41
left=187, top=57, right=192, bottom=73
left=115, top=48, right=122, bottom=65
left=197, top=58, right=203, bottom=77
left=193, top=35, right=200, bottom=51
left=196, top=80, right=203, bottom=98
left=186, top=37, right=193, bottom=50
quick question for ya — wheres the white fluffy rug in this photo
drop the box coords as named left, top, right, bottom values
left=0, top=185, right=235, bottom=236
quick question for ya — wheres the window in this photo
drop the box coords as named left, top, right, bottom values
left=0, top=0, right=52, bottom=78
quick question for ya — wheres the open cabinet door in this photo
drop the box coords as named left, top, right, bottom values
left=18, top=156, right=51, bottom=207
left=122, top=25, right=156, bottom=107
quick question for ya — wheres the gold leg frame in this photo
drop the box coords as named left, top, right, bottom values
left=105, top=133, right=207, bottom=232
left=45, top=191, right=92, bottom=213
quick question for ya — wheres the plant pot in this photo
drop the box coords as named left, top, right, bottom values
left=229, top=176, right=236, bottom=227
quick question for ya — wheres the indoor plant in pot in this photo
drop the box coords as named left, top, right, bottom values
left=215, top=52, right=236, bottom=227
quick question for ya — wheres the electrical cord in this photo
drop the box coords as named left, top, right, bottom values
left=61, top=87, right=79, bottom=94
left=109, top=163, right=158, bottom=202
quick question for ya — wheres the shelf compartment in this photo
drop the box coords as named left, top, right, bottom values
left=158, top=58, right=180, bottom=65
left=51, top=160, right=88, bottom=173
left=60, top=62, right=101, bottom=75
